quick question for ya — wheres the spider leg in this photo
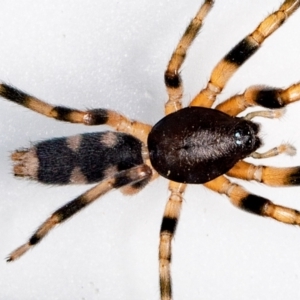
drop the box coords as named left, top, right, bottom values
left=205, top=175, right=300, bottom=224
left=159, top=181, right=186, bottom=300
left=164, top=0, right=213, bottom=115
left=243, top=109, right=285, bottom=121
left=0, top=83, right=151, bottom=144
left=250, top=143, right=296, bottom=159
left=227, top=160, right=300, bottom=187
left=216, top=83, right=300, bottom=117
left=189, top=0, right=300, bottom=108
left=7, top=164, right=152, bottom=262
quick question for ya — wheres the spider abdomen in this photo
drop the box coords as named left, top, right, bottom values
left=12, top=131, right=144, bottom=185
left=148, top=107, right=261, bottom=184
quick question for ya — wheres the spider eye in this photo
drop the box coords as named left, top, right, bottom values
left=234, top=127, right=252, bottom=146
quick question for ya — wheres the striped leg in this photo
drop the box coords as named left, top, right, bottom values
left=205, top=175, right=300, bottom=225
left=189, top=0, right=300, bottom=108
left=164, top=0, right=213, bottom=115
left=0, top=83, right=151, bottom=144
left=227, top=160, right=300, bottom=187
left=159, top=181, right=186, bottom=300
left=7, top=164, right=152, bottom=262
left=216, top=83, right=300, bottom=117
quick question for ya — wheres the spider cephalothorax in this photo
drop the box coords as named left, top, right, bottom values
left=2, top=1, right=300, bottom=300
left=148, top=106, right=261, bottom=183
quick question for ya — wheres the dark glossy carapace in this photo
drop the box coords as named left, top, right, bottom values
left=148, top=107, right=261, bottom=184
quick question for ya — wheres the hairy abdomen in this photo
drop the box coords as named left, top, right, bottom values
left=12, top=131, right=144, bottom=184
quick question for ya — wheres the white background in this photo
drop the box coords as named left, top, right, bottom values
left=1, top=1, right=300, bottom=299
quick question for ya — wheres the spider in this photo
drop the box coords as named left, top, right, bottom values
left=2, top=0, right=300, bottom=299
